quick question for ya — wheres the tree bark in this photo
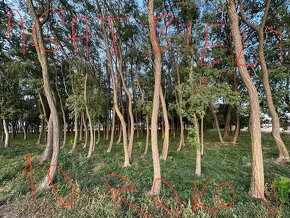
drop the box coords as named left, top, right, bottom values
left=107, top=107, right=116, bottom=152
left=223, top=105, right=232, bottom=139
left=148, top=0, right=162, bottom=195
left=70, top=108, right=78, bottom=153
left=227, top=0, right=264, bottom=198
left=43, top=116, right=53, bottom=161
left=194, top=114, right=201, bottom=177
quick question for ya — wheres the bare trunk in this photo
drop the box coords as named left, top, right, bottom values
left=160, top=88, right=169, bottom=160
left=82, top=112, right=88, bottom=148
left=227, top=0, right=264, bottom=198
left=85, top=73, right=95, bottom=159
left=97, top=0, right=130, bottom=167
left=3, top=119, right=9, bottom=148
left=70, top=109, right=78, bottom=153
left=43, top=116, right=53, bottom=161
left=144, top=114, right=150, bottom=154
left=107, top=107, right=116, bottom=152
left=193, top=114, right=201, bottom=177
left=177, top=116, right=185, bottom=151
left=223, top=105, right=232, bottom=139
left=258, top=32, right=289, bottom=161
left=201, top=117, right=204, bottom=156
left=148, top=0, right=161, bottom=195
left=231, top=107, right=240, bottom=144
left=96, top=118, right=100, bottom=145
left=210, top=103, right=224, bottom=144
left=79, top=112, right=83, bottom=141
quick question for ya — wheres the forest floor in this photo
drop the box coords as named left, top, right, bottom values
left=0, top=132, right=289, bottom=218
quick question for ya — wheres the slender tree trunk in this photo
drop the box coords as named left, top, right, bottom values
left=3, top=119, right=9, bottom=148
left=227, top=0, right=264, bottom=198
left=210, top=103, right=224, bottom=144
left=21, top=122, right=27, bottom=140
left=97, top=0, right=130, bottom=167
left=231, top=107, right=240, bottom=144
left=160, top=88, right=169, bottom=160
left=258, top=32, right=289, bottom=161
left=107, top=107, right=116, bottom=152
left=177, top=116, right=185, bottom=151
left=144, top=114, right=150, bottom=154
left=56, top=83, right=67, bottom=149
left=43, top=116, right=53, bottom=162
left=70, top=109, right=78, bottom=153
left=82, top=112, right=88, bottom=148
left=96, top=118, right=100, bottom=145
left=148, top=0, right=161, bottom=195
left=79, top=112, right=83, bottom=141
left=194, top=114, right=201, bottom=177
left=201, top=117, right=204, bottom=156
left=85, top=73, right=95, bottom=159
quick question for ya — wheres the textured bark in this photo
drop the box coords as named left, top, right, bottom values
left=227, top=0, right=264, bottom=198
left=3, top=119, right=9, bottom=148
left=26, top=0, right=60, bottom=188
left=160, top=87, right=169, bottom=160
left=82, top=112, right=88, bottom=148
left=148, top=0, right=161, bottom=195
left=239, top=0, right=289, bottom=160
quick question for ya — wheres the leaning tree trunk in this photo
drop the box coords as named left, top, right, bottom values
left=210, top=103, right=224, bottom=144
left=3, top=119, right=9, bottom=148
left=82, top=112, right=88, bottom=148
left=227, top=0, right=264, bottom=198
left=85, top=73, right=95, bottom=159
left=258, top=32, right=289, bottom=161
left=148, top=0, right=162, bottom=195
left=160, top=87, right=169, bottom=160
left=26, top=0, right=60, bottom=190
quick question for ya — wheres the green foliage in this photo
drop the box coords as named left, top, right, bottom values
left=273, top=176, right=290, bottom=205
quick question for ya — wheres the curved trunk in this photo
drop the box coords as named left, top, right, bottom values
left=79, top=112, right=83, bottom=141
left=258, top=32, right=289, bottom=161
left=210, top=103, right=224, bottom=144
left=97, top=0, right=130, bottom=166
left=227, top=0, right=264, bottom=198
left=177, top=117, right=185, bottom=151
left=148, top=0, right=161, bottom=195
left=3, top=119, right=9, bottom=148
left=160, top=87, right=169, bottom=160
left=56, top=84, right=67, bottom=149
left=85, top=73, right=95, bottom=159
left=43, top=116, right=53, bottom=161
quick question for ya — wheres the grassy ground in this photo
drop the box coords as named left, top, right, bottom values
left=0, top=131, right=289, bottom=217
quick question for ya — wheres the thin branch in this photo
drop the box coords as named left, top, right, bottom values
left=238, top=0, right=259, bottom=31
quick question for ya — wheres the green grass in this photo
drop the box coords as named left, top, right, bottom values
left=0, top=131, right=290, bottom=217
